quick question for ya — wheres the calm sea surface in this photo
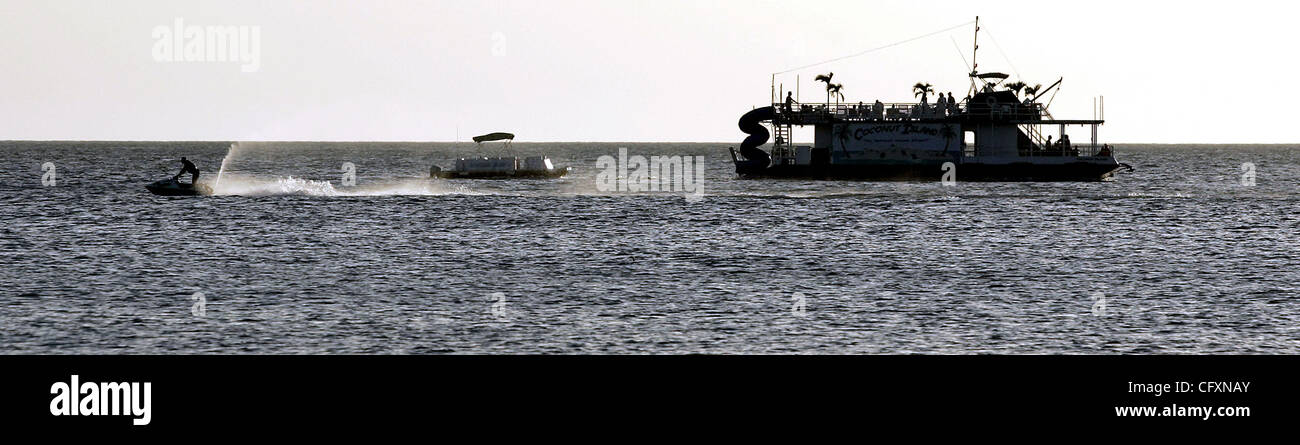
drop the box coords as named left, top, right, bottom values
left=1, top=141, right=1297, bottom=353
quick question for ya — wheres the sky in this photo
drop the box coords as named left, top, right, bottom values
left=1, top=0, right=1296, bottom=143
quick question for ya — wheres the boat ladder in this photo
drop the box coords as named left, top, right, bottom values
left=771, top=123, right=795, bottom=164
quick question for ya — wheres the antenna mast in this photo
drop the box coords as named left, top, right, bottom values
left=971, top=16, right=980, bottom=76
left=969, top=16, right=980, bottom=96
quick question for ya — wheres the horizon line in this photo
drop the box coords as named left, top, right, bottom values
left=5, top=139, right=1300, bottom=146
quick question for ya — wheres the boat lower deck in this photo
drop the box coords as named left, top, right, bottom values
left=431, top=168, right=570, bottom=179
left=736, top=160, right=1127, bottom=182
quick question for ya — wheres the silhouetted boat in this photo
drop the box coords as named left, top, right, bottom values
left=430, top=132, right=569, bottom=179
left=430, top=156, right=569, bottom=179
left=731, top=17, right=1130, bottom=182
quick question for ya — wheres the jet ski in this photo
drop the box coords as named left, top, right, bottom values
left=145, top=178, right=213, bottom=196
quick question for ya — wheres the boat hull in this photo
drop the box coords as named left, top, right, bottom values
left=736, top=160, right=1125, bottom=182
left=431, top=167, right=570, bottom=180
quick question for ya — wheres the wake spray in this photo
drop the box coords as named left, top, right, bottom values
left=214, top=141, right=241, bottom=191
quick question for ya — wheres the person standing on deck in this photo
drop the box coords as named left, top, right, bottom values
left=948, top=92, right=958, bottom=115
left=783, top=91, right=796, bottom=114
left=936, top=93, right=948, bottom=117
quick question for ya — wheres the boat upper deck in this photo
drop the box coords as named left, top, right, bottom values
left=771, top=101, right=1103, bottom=126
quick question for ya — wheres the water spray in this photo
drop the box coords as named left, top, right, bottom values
left=214, top=141, right=241, bottom=192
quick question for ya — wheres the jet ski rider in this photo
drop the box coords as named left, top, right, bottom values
left=173, top=157, right=200, bottom=185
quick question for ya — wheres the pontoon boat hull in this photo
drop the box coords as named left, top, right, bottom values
left=431, top=168, right=570, bottom=179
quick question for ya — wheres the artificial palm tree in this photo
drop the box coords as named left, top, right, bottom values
left=912, top=82, right=934, bottom=103
left=827, top=83, right=845, bottom=105
left=1004, top=81, right=1027, bottom=97
left=815, top=72, right=835, bottom=104
left=1023, top=83, right=1043, bottom=101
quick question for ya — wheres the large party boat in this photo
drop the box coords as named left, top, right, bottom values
left=730, top=17, right=1130, bottom=181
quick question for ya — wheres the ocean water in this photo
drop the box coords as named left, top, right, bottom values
left=1, top=141, right=1297, bottom=354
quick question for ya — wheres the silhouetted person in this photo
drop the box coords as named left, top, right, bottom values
left=784, top=92, right=796, bottom=113
left=1045, top=135, right=1053, bottom=151
left=947, top=92, right=958, bottom=114
left=173, top=157, right=200, bottom=185
left=936, top=93, right=948, bottom=117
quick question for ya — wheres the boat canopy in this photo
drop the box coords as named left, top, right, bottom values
left=975, top=72, right=1009, bottom=80
left=472, top=132, right=515, bottom=143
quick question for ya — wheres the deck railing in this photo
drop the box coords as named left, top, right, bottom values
left=773, top=102, right=954, bottom=121
left=769, top=101, right=1109, bottom=158
left=772, top=101, right=1046, bottom=122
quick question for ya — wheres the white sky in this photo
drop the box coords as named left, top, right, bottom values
left=1, top=0, right=1296, bottom=143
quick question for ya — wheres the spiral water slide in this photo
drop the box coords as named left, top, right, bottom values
left=737, top=106, right=774, bottom=165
